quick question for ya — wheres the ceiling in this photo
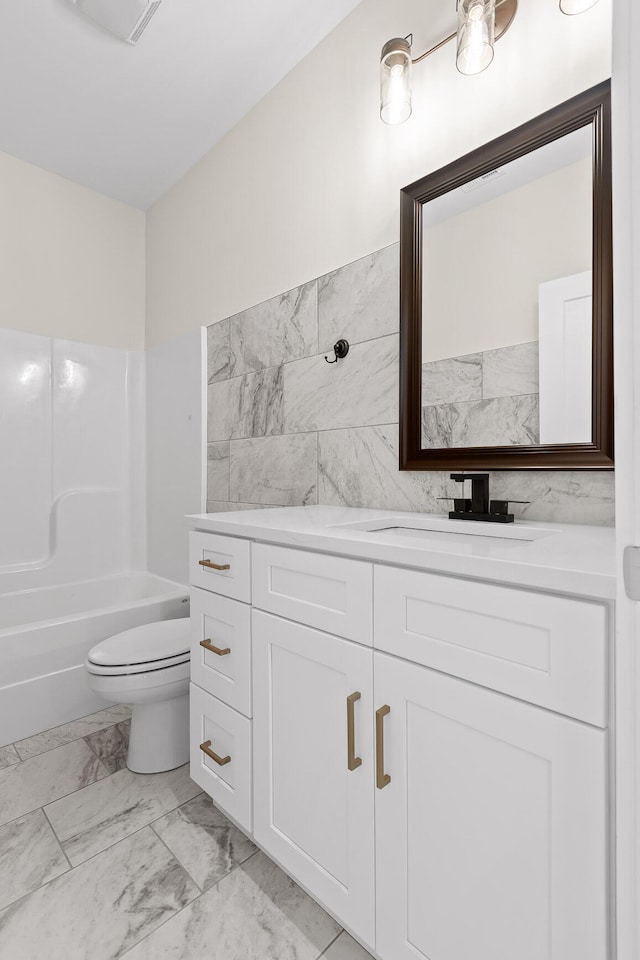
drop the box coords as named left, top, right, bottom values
left=0, top=0, right=362, bottom=208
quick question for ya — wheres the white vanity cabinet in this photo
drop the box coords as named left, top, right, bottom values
left=188, top=516, right=612, bottom=960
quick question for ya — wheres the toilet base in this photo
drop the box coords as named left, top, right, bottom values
left=127, top=692, right=190, bottom=774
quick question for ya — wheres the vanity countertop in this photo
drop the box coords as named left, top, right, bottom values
left=185, top=505, right=616, bottom=601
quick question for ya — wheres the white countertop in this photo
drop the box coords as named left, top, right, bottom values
left=185, top=505, right=617, bottom=601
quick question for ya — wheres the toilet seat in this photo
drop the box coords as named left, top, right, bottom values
left=86, top=651, right=190, bottom=677
left=86, top=618, right=190, bottom=677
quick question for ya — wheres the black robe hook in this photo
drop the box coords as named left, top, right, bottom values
left=325, top=339, right=350, bottom=363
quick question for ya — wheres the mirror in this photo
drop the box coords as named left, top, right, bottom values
left=399, top=81, right=613, bottom=471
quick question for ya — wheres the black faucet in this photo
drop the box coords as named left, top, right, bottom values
left=440, top=473, right=529, bottom=524
left=451, top=473, right=489, bottom=515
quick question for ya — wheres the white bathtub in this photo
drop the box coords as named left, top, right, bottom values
left=0, top=572, right=189, bottom=746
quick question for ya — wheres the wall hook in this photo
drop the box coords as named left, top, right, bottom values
left=325, top=339, right=350, bottom=364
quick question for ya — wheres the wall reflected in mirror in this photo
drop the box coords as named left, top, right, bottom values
left=421, top=125, right=593, bottom=450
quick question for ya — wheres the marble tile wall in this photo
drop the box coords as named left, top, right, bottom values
left=207, top=245, right=615, bottom=526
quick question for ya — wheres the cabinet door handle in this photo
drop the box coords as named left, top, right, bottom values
left=199, top=740, right=231, bottom=766
left=347, top=691, right=362, bottom=771
left=198, top=559, right=231, bottom=571
left=200, top=639, right=231, bottom=656
left=375, top=705, right=391, bottom=789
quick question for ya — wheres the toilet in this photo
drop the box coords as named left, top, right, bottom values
left=85, top=618, right=191, bottom=774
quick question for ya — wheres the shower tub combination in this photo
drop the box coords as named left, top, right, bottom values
left=0, top=572, right=189, bottom=746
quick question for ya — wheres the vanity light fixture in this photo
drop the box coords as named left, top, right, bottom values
left=380, top=0, right=516, bottom=125
left=381, top=0, right=600, bottom=125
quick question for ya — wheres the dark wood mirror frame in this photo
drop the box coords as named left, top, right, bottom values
left=399, top=80, right=613, bottom=472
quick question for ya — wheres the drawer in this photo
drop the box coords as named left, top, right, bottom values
left=252, top=543, right=373, bottom=644
left=190, top=682, right=252, bottom=832
left=189, top=530, right=251, bottom=602
left=190, top=587, right=252, bottom=717
left=374, top=565, right=607, bottom=727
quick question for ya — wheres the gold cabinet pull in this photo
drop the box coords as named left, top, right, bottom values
left=199, top=740, right=231, bottom=766
left=198, top=559, right=231, bottom=571
left=347, top=692, right=362, bottom=771
left=200, top=639, right=231, bottom=657
left=375, top=705, right=391, bottom=789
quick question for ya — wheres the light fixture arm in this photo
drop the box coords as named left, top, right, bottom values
left=410, top=32, right=455, bottom=66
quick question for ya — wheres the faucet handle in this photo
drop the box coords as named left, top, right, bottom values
left=438, top=497, right=472, bottom=512
left=490, top=499, right=530, bottom=516
left=450, top=472, right=489, bottom=482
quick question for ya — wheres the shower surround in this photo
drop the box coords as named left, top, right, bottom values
left=0, top=327, right=188, bottom=743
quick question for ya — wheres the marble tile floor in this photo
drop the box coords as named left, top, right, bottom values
left=0, top=706, right=374, bottom=960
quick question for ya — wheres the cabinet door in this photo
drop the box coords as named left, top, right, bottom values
left=253, top=610, right=375, bottom=947
left=374, top=652, right=608, bottom=960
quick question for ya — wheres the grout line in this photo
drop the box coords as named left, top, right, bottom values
left=118, top=849, right=261, bottom=959
left=13, top=706, right=131, bottom=763
left=37, top=791, right=200, bottom=883
left=53, top=764, right=204, bottom=882
left=41, top=805, right=73, bottom=871
left=145, top=790, right=205, bottom=831
left=82, top=720, right=122, bottom=762
left=206, top=330, right=399, bottom=391
left=214, top=421, right=399, bottom=448
left=0, top=756, right=113, bottom=830
left=0, top=816, right=203, bottom=951
left=0, top=745, right=20, bottom=768
left=0, top=783, right=250, bottom=936
left=423, top=392, right=539, bottom=411
left=44, top=772, right=202, bottom=868
left=149, top=820, right=204, bottom=895
left=315, top=421, right=397, bottom=436
left=315, top=930, right=344, bottom=958
left=314, top=278, right=319, bottom=356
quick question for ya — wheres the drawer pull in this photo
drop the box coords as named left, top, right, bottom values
left=347, top=692, right=362, bottom=771
left=198, top=559, right=231, bottom=571
left=199, top=740, right=231, bottom=766
left=376, top=705, right=391, bottom=789
left=200, top=639, right=231, bottom=657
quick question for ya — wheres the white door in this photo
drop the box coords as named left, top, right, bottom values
left=374, top=651, right=608, bottom=960
left=614, top=2, right=640, bottom=955
left=252, top=610, right=375, bottom=948
left=538, top=270, right=592, bottom=444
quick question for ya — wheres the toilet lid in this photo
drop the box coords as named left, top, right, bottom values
left=88, top=617, right=190, bottom=668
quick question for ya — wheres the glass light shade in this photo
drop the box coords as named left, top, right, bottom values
left=380, top=38, right=412, bottom=125
left=456, top=0, right=496, bottom=76
left=559, top=0, right=599, bottom=12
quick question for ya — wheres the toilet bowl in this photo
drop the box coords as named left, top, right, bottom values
left=85, top=618, right=191, bottom=774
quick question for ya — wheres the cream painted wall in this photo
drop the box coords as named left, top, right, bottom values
left=146, top=0, right=611, bottom=348
left=0, top=151, right=145, bottom=351
left=422, top=157, right=593, bottom=362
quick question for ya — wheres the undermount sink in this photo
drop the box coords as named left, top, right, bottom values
left=330, top=516, right=558, bottom=547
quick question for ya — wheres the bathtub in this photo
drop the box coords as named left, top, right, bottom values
left=0, top=572, right=189, bottom=746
